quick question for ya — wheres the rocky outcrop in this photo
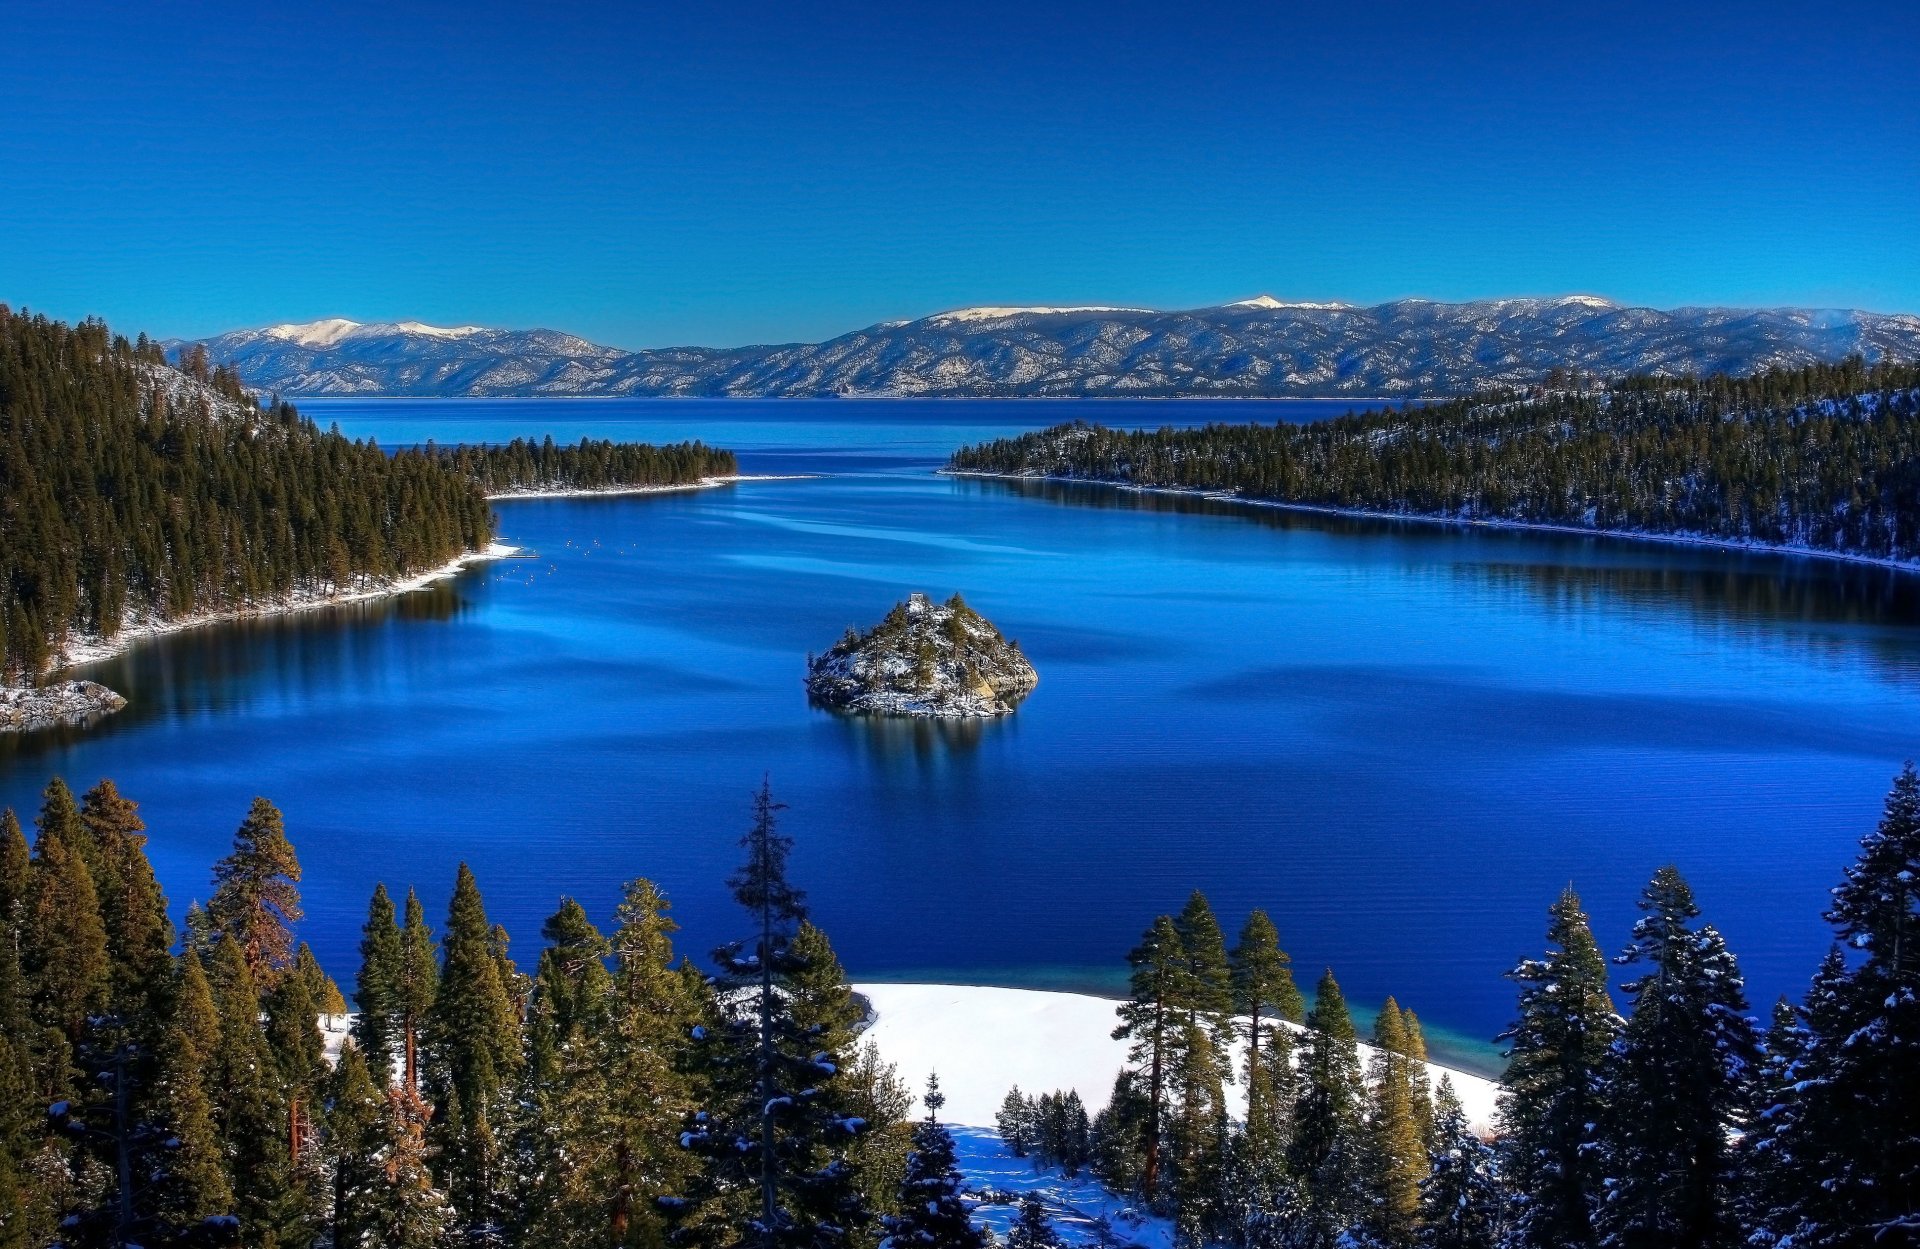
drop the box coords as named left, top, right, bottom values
left=806, top=593, right=1038, bottom=718
left=0, top=680, right=128, bottom=733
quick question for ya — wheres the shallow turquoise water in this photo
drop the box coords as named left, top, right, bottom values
left=6, top=398, right=1918, bottom=1074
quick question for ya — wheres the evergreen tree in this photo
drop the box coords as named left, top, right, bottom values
left=423, top=863, right=522, bottom=1240
left=1417, top=1078, right=1501, bottom=1249
left=205, top=797, right=303, bottom=987
left=363, top=1087, right=455, bottom=1249
left=1232, top=909, right=1303, bottom=1172
left=1112, top=915, right=1186, bottom=1202
left=25, top=779, right=111, bottom=1071
left=1170, top=892, right=1233, bottom=1244
left=398, top=888, right=438, bottom=1092
left=1288, top=970, right=1367, bottom=1249
left=1757, top=765, right=1920, bottom=1247
left=997, top=1087, right=1034, bottom=1157
left=155, top=953, right=232, bottom=1227
left=668, top=780, right=869, bottom=1248
left=1006, top=1195, right=1061, bottom=1249
left=205, top=935, right=298, bottom=1248
left=879, top=1076, right=985, bottom=1249
left=1496, top=887, right=1617, bottom=1249
left=78, top=779, right=173, bottom=1022
left=354, top=886, right=405, bottom=1087
left=1594, top=867, right=1758, bottom=1249
left=325, top=1042, right=386, bottom=1248
left=1366, top=999, right=1430, bottom=1249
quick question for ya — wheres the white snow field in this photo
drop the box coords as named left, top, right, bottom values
left=855, top=983, right=1502, bottom=1132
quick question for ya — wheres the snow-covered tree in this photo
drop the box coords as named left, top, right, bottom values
left=881, top=1076, right=985, bottom=1249
left=1495, top=886, right=1617, bottom=1249
left=1754, top=765, right=1920, bottom=1248
left=1417, top=1078, right=1501, bottom=1249
left=1593, top=866, right=1758, bottom=1249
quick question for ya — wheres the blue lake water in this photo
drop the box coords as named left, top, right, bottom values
left=6, top=397, right=1919, bottom=1074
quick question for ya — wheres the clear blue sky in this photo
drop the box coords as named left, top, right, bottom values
left=3, top=0, right=1914, bottom=348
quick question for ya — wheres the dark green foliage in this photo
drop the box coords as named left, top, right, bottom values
left=1289, top=970, right=1367, bottom=1249
left=668, top=779, right=871, bottom=1248
left=1496, top=887, right=1618, bottom=1249
left=0, top=307, right=494, bottom=679
left=424, top=863, right=522, bottom=1237
left=949, top=358, right=1920, bottom=563
left=1595, top=867, right=1758, bottom=1249
left=882, top=1078, right=985, bottom=1249
left=1754, top=764, right=1920, bottom=1247
left=78, top=779, right=174, bottom=1022
left=355, top=885, right=405, bottom=1086
left=204, top=796, right=304, bottom=986
left=428, top=436, right=736, bottom=494
left=1006, top=1195, right=1061, bottom=1249
left=1417, top=1078, right=1501, bottom=1249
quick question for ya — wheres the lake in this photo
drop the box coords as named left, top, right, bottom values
left=6, top=397, right=1918, bottom=1074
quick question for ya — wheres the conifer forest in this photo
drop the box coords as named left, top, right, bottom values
left=948, top=360, right=1920, bottom=564
left=0, top=764, right=1913, bottom=1249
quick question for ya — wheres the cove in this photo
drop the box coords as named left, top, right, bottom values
left=5, top=398, right=1918, bottom=1075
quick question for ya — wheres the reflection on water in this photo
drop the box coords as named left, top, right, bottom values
left=3, top=400, right=1917, bottom=1076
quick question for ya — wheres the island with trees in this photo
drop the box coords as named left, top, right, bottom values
left=945, top=358, right=1920, bottom=568
left=806, top=592, right=1039, bottom=717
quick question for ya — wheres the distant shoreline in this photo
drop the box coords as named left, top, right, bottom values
left=485, top=473, right=811, bottom=500
left=942, top=470, right=1920, bottom=577
left=296, top=393, right=1422, bottom=405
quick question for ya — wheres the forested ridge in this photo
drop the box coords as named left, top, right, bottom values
left=947, top=359, right=1920, bottom=563
left=432, top=436, right=735, bottom=495
left=0, top=766, right=1914, bottom=1249
left=0, top=309, right=737, bottom=683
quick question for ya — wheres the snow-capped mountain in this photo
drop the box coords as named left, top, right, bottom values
left=174, top=298, right=1920, bottom=399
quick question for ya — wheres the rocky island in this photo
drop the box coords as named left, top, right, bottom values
left=806, top=592, right=1038, bottom=717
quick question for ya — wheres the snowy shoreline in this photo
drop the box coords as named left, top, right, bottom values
left=484, top=472, right=813, bottom=500
left=854, top=982, right=1502, bottom=1133
left=941, top=470, right=1920, bottom=576
left=36, top=541, right=521, bottom=681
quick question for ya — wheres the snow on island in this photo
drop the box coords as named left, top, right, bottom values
left=0, top=681, right=128, bottom=734
left=805, top=592, right=1038, bottom=718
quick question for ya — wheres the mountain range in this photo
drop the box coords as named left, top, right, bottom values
left=171, top=296, right=1920, bottom=399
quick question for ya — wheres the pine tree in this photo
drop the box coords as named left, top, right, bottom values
left=397, top=888, right=438, bottom=1092
left=1496, top=886, right=1617, bottom=1249
left=205, top=797, right=303, bottom=987
left=363, top=1087, right=454, bottom=1249
left=667, top=780, right=870, bottom=1248
left=879, top=1075, right=985, bottom=1249
left=997, top=1087, right=1034, bottom=1157
left=1232, top=909, right=1303, bottom=1171
left=155, top=952, right=232, bottom=1227
left=206, top=934, right=299, bottom=1248
left=1112, top=915, right=1186, bottom=1203
left=1416, top=1078, right=1501, bottom=1249
left=1170, top=892, right=1233, bottom=1244
left=1366, top=999, right=1430, bottom=1249
left=78, top=779, right=173, bottom=1023
left=1758, top=765, right=1920, bottom=1247
left=1594, top=866, right=1758, bottom=1249
left=1007, top=1195, right=1061, bottom=1249
left=25, top=780, right=111, bottom=1079
left=423, top=863, right=522, bottom=1240
left=325, top=1042, right=386, bottom=1248
left=354, top=885, right=405, bottom=1087
left=1288, top=969, right=1367, bottom=1249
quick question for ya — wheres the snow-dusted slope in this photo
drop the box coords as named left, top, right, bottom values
left=806, top=592, right=1038, bottom=717
left=175, top=297, right=1920, bottom=399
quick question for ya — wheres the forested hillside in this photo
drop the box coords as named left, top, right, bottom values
left=948, top=359, right=1920, bottom=563
left=0, top=309, right=739, bottom=683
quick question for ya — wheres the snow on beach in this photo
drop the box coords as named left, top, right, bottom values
left=483, top=473, right=813, bottom=501
left=855, top=982, right=1502, bottom=1133
left=50, top=541, right=521, bottom=674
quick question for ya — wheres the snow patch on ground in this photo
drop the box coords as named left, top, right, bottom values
left=953, top=1127, right=1172, bottom=1249
left=855, top=983, right=1501, bottom=1132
